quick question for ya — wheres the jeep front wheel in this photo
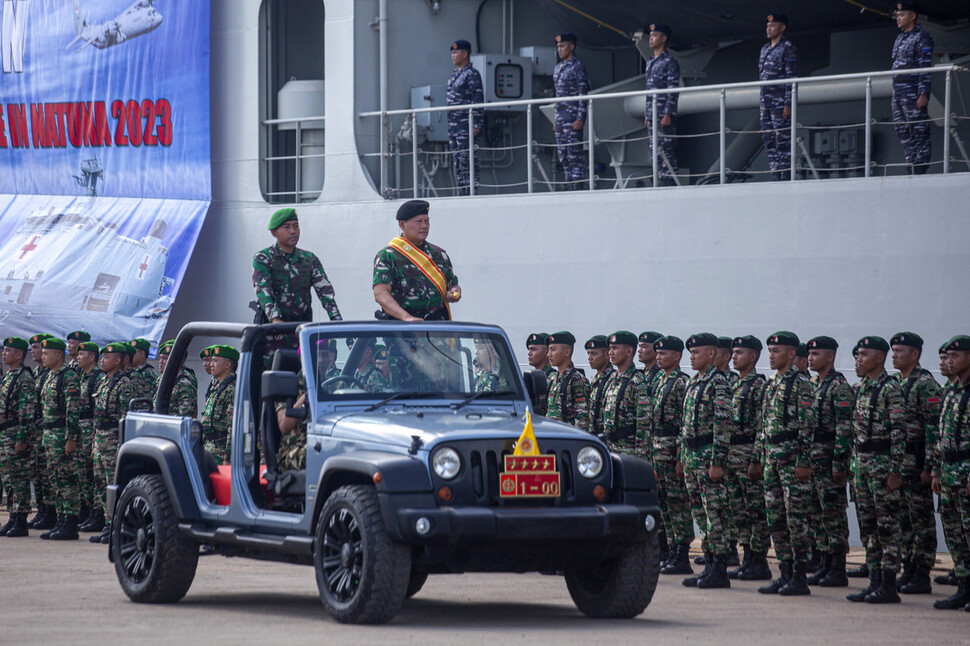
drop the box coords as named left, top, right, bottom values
left=564, top=534, right=659, bottom=618
left=314, top=485, right=411, bottom=624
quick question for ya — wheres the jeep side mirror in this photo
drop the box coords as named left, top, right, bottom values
left=523, top=369, right=548, bottom=413
left=261, top=370, right=299, bottom=401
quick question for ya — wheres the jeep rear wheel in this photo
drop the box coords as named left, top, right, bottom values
left=112, top=474, right=199, bottom=603
left=314, top=485, right=411, bottom=624
left=564, top=533, right=659, bottom=618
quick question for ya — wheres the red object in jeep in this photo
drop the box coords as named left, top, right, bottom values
left=209, top=465, right=270, bottom=506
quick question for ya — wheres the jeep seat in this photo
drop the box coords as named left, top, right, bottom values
left=210, top=465, right=270, bottom=506
left=259, top=350, right=307, bottom=506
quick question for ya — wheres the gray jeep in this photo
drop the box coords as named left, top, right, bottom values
left=108, top=321, right=661, bottom=624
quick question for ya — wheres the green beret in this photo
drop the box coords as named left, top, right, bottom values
left=685, top=333, right=718, bottom=350
left=608, top=331, right=639, bottom=348
left=945, top=335, right=970, bottom=352
left=857, top=336, right=890, bottom=353
left=77, top=342, right=100, bottom=355
left=210, top=345, right=240, bottom=361
left=158, top=340, right=175, bottom=356
left=638, top=331, right=663, bottom=345
left=807, top=336, right=838, bottom=351
left=584, top=335, right=609, bottom=350
left=546, top=331, right=576, bottom=346
left=29, top=333, right=53, bottom=345
left=396, top=200, right=430, bottom=221
left=890, top=332, right=923, bottom=350
left=766, top=331, right=799, bottom=347
left=101, top=343, right=129, bottom=355
left=199, top=345, right=214, bottom=359
left=526, top=333, right=548, bottom=348
left=67, top=330, right=91, bottom=342
left=374, top=344, right=388, bottom=360
left=654, top=335, right=684, bottom=352
left=130, top=338, right=151, bottom=353
left=796, top=343, right=808, bottom=358
left=732, top=335, right=763, bottom=352
left=268, top=207, right=297, bottom=230
left=123, top=343, right=136, bottom=356
left=717, top=336, right=733, bottom=350
left=3, top=337, right=28, bottom=351
left=41, top=337, right=67, bottom=351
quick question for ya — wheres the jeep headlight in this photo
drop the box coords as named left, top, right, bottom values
left=577, top=446, right=604, bottom=478
left=432, top=447, right=461, bottom=480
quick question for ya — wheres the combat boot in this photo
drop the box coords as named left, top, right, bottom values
left=80, top=507, right=104, bottom=533
left=779, top=560, right=811, bottom=596
left=5, top=512, right=29, bottom=538
left=50, top=514, right=79, bottom=541
left=696, top=554, right=731, bottom=589
left=806, top=550, right=820, bottom=573
left=819, top=549, right=849, bottom=587
left=739, top=552, right=774, bottom=581
left=933, top=576, right=969, bottom=609
left=899, top=563, right=932, bottom=594
left=895, top=560, right=914, bottom=590
left=694, top=553, right=707, bottom=565
left=934, top=569, right=957, bottom=586
left=865, top=570, right=901, bottom=604
left=846, top=562, right=869, bottom=578
left=661, top=544, right=693, bottom=575
left=725, top=541, right=740, bottom=567
left=77, top=504, right=90, bottom=527
left=807, top=552, right=831, bottom=586
left=35, top=503, right=57, bottom=530
left=90, top=524, right=110, bottom=544
left=40, top=513, right=65, bottom=540
left=847, top=568, right=882, bottom=602
left=729, top=547, right=751, bottom=579
left=657, top=527, right=670, bottom=566
left=758, top=560, right=792, bottom=594
left=28, top=503, right=51, bottom=529
left=0, top=514, right=15, bottom=536
left=682, top=551, right=713, bottom=587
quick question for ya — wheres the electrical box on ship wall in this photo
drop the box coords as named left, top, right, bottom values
left=410, top=84, right=450, bottom=142
left=471, top=54, right=533, bottom=110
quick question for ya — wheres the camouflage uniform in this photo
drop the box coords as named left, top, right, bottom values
left=129, top=363, right=158, bottom=402
left=354, top=365, right=389, bottom=394
left=932, top=379, right=970, bottom=579
left=642, top=364, right=665, bottom=404
left=588, top=366, right=615, bottom=437
left=373, top=240, right=458, bottom=320
left=252, top=243, right=343, bottom=324
left=601, top=365, right=645, bottom=455
left=546, top=364, right=590, bottom=430
left=201, top=373, right=236, bottom=464
left=553, top=55, right=590, bottom=190
left=155, top=367, right=199, bottom=418
left=727, top=372, right=770, bottom=554
left=644, top=50, right=681, bottom=180
left=92, top=371, right=132, bottom=514
left=31, top=366, right=52, bottom=511
left=759, top=35, right=797, bottom=174
left=276, top=373, right=307, bottom=471
left=40, top=364, right=82, bottom=516
left=891, top=25, right=934, bottom=171
left=474, top=368, right=504, bottom=393
left=447, top=62, right=484, bottom=192
left=0, top=366, right=35, bottom=513
left=809, top=371, right=854, bottom=555
left=77, top=367, right=103, bottom=510
left=534, top=364, right=556, bottom=417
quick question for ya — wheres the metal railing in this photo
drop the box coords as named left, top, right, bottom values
left=261, top=116, right=326, bottom=203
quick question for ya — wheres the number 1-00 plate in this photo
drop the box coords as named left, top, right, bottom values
left=499, top=472, right=561, bottom=498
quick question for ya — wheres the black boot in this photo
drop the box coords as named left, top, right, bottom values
left=847, top=568, right=882, bottom=602
left=90, top=524, right=110, bottom=544
left=0, top=513, right=15, bottom=536
left=694, top=553, right=707, bottom=565
left=50, top=514, right=79, bottom=541
left=846, top=562, right=869, bottom=578
left=77, top=504, right=90, bottom=527
left=934, top=575, right=970, bottom=609
left=935, top=569, right=957, bottom=586
left=40, top=513, right=64, bottom=540
left=657, top=527, right=670, bottom=566
left=819, top=549, right=849, bottom=587
left=28, top=503, right=50, bottom=529
left=896, top=560, right=914, bottom=591
left=740, top=552, right=774, bottom=581
left=697, top=553, right=731, bottom=589
left=5, top=512, right=29, bottom=538
left=80, top=507, right=105, bottom=533
left=866, top=569, right=901, bottom=604
left=807, top=552, right=831, bottom=586
left=900, top=563, right=932, bottom=594
left=806, top=550, right=821, bottom=573
left=779, top=560, right=811, bottom=596
left=683, top=551, right=713, bottom=587
left=661, top=544, right=693, bottom=575
left=759, top=560, right=792, bottom=594
left=725, top=541, right=740, bottom=567
left=729, top=547, right=751, bottom=579
left=36, top=503, right=57, bottom=530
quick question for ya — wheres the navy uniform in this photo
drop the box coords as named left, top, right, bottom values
left=759, top=14, right=797, bottom=179
left=553, top=33, right=590, bottom=191
left=891, top=2, right=934, bottom=174
left=447, top=39, right=484, bottom=193
left=643, top=24, right=680, bottom=182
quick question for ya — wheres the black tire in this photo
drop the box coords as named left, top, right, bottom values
left=405, top=568, right=429, bottom=599
left=314, top=485, right=411, bottom=624
left=564, top=533, right=660, bottom=619
left=112, top=474, right=199, bottom=603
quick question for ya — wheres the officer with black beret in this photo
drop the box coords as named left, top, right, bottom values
left=585, top=335, right=614, bottom=437
left=545, top=332, right=590, bottom=430
left=525, top=333, right=554, bottom=414
left=639, top=331, right=664, bottom=398
left=601, top=332, right=645, bottom=455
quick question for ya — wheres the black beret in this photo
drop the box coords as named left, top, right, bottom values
left=608, top=331, right=638, bottom=348
left=546, top=331, right=576, bottom=346
left=526, top=333, right=548, bottom=347
left=649, top=24, right=671, bottom=37
left=732, top=335, right=763, bottom=352
left=766, top=13, right=788, bottom=25
left=585, top=335, right=609, bottom=350
left=939, top=342, right=949, bottom=355
left=807, top=336, right=839, bottom=351
left=717, top=336, right=733, bottom=350
left=686, top=332, right=718, bottom=350
left=894, top=2, right=918, bottom=13
left=639, top=331, right=663, bottom=345
left=857, top=336, right=890, bottom=353
left=654, top=335, right=684, bottom=352
left=67, top=331, right=91, bottom=342
left=555, top=33, right=577, bottom=44
left=396, top=200, right=430, bottom=221
left=3, top=337, right=28, bottom=351
left=450, top=39, right=472, bottom=52
left=890, top=331, right=923, bottom=350
left=767, top=331, right=799, bottom=347
left=945, top=335, right=970, bottom=352
left=796, top=343, right=808, bottom=358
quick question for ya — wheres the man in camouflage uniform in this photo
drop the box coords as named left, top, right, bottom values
left=805, top=336, right=854, bottom=587
left=38, top=338, right=82, bottom=540
left=891, top=2, right=934, bottom=174
left=74, top=342, right=102, bottom=531
left=643, top=24, right=681, bottom=184
left=759, top=14, right=797, bottom=180
left=553, top=33, right=590, bottom=190
left=277, top=372, right=308, bottom=472
left=585, top=336, right=614, bottom=437
left=201, top=346, right=216, bottom=400
left=89, top=343, right=134, bottom=545
left=794, top=343, right=810, bottom=376
left=890, top=331, right=942, bottom=593
left=756, top=331, right=815, bottom=596
left=27, top=333, right=55, bottom=530
left=0, top=337, right=35, bottom=537
left=350, top=340, right=389, bottom=394
left=846, top=336, right=906, bottom=604
left=934, top=343, right=960, bottom=587
left=715, top=337, right=740, bottom=386
left=638, top=331, right=665, bottom=401
left=155, top=340, right=199, bottom=418
left=447, top=39, right=484, bottom=194
left=316, top=339, right=341, bottom=382
left=712, top=335, right=738, bottom=566
left=545, top=332, right=590, bottom=430
left=473, top=338, right=510, bottom=393
left=601, top=332, right=645, bottom=456
left=202, top=345, right=238, bottom=464
left=66, top=330, right=91, bottom=371
left=931, top=335, right=970, bottom=610
left=525, top=333, right=555, bottom=416
left=128, top=338, right=158, bottom=402
left=678, top=333, right=733, bottom=589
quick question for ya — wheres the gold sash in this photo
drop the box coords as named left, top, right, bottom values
left=387, top=236, right=452, bottom=319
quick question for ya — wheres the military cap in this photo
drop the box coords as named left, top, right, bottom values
left=939, top=341, right=950, bottom=355
left=67, top=330, right=91, bottom=342
left=210, top=345, right=240, bottom=361
left=317, top=338, right=338, bottom=352
left=686, top=333, right=718, bottom=350
left=41, top=337, right=66, bottom=351
left=123, top=342, right=136, bottom=356
left=396, top=199, right=430, bottom=221
left=649, top=24, right=671, bottom=37
left=158, top=340, right=176, bottom=355
left=555, top=33, right=577, bottom=44
left=268, top=207, right=297, bottom=231
left=199, top=345, right=215, bottom=359
left=102, top=342, right=129, bottom=355
left=374, top=344, right=388, bottom=361
left=766, top=13, right=788, bottom=25
left=547, top=331, right=576, bottom=346
left=654, top=335, right=684, bottom=353
left=766, top=331, right=799, bottom=347
left=732, top=335, right=763, bottom=352
left=894, top=2, right=918, bottom=13
left=29, top=333, right=53, bottom=345
left=3, top=337, right=28, bottom=351
left=890, top=331, right=923, bottom=350
left=638, top=331, right=663, bottom=345
left=585, top=335, right=609, bottom=350
left=526, top=333, right=549, bottom=348
left=945, top=335, right=970, bottom=352
left=78, top=342, right=100, bottom=355
left=450, top=39, right=472, bottom=52
left=608, top=331, right=639, bottom=348
left=857, top=336, right=890, bottom=353
left=796, top=343, right=808, bottom=358
left=130, top=338, right=151, bottom=353
left=717, top=336, right=733, bottom=350
left=807, top=336, right=839, bottom=351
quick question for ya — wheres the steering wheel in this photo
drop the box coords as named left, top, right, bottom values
left=321, top=374, right=356, bottom=391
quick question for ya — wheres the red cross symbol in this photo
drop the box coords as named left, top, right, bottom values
left=19, top=236, right=39, bottom=260
left=137, top=255, right=149, bottom=279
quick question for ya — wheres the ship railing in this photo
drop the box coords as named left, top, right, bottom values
left=359, top=65, right=967, bottom=199
left=262, top=116, right=326, bottom=203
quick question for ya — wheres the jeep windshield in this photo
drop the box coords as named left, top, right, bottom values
left=307, top=330, right=524, bottom=403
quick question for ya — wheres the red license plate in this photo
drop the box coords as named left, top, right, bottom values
left=499, top=472, right=561, bottom=498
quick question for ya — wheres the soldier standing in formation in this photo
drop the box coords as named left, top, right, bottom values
left=66, top=331, right=90, bottom=371
left=0, top=338, right=35, bottom=537
left=27, top=333, right=55, bottom=530
left=759, top=14, right=797, bottom=180
left=601, top=332, right=644, bottom=455
left=553, top=33, right=590, bottom=191
left=544, top=332, right=590, bottom=430
left=891, top=2, right=934, bottom=174
left=201, top=345, right=238, bottom=464
left=74, top=342, right=102, bottom=532
left=156, top=340, right=199, bottom=418
left=638, top=331, right=665, bottom=401
left=446, top=39, right=484, bottom=194
left=585, top=336, right=613, bottom=438
left=794, top=343, right=810, bottom=376
left=128, top=338, right=158, bottom=401
left=716, top=337, right=740, bottom=385
left=643, top=24, right=681, bottom=185
left=525, top=333, right=555, bottom=415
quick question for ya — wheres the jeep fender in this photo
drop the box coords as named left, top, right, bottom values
left=610, top=452, right=658, bottom=492
left=115, top=437, right=200, bottom=521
